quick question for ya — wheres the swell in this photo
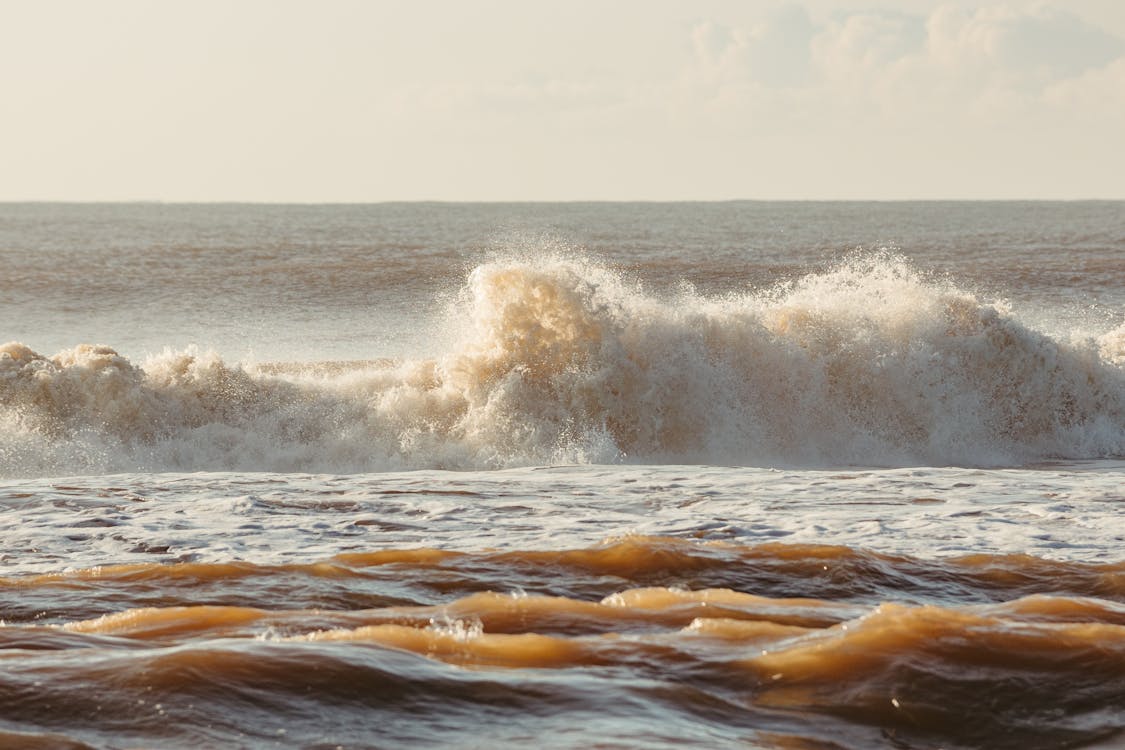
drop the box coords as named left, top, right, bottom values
left=3, top=538, right=1123, bottom=625
left=2, top=253, right=1123, bottom=476
left=2, top=546, right=1124, bottom=749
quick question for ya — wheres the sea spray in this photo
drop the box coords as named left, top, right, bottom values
left=1, top=254, right=1122, bottom=477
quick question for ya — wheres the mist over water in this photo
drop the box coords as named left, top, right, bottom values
left=1, top=202, right=1123, bottom=748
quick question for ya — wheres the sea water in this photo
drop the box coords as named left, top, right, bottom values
left=1, top=202, right=1123, bottom=749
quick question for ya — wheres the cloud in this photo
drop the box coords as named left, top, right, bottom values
left=812, top=11, right=926, bottom=81
left=657, top=3, right=1125, bottom=198
left=1043, top=55, right=1125, bottom=114
left=690, top=5, right=817, bottom=89
left=925, top=4, right=1125, bottom=90
left=6, top=0, right=1121, bottom=200
left=688, top=3, right=1125, bottom=98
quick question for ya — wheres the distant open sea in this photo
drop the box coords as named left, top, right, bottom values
left=1, top=202, right=1123, bottom=749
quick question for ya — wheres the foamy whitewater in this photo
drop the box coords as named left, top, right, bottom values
left=1, top=202, right=1123, bottom=749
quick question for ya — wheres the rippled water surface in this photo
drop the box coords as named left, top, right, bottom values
left=1, top=202, right=1123, bottom=748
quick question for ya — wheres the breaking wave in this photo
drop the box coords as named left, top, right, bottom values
left=2, top=253, right=1123, bottom=476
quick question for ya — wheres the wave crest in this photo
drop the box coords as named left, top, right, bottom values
left=2, top=254, right=1122, bottom=476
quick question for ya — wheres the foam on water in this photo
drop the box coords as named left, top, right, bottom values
left=1, top=253, right=1122, bottom=477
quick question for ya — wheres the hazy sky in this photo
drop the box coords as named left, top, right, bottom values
left=3, top=1, right=1124, bottom=200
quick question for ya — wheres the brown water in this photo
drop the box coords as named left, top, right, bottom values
left=1, top=202, right=1123, bottom=748
left=3, top=537, right=1124, bottom=749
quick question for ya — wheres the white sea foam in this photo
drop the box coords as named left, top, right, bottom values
left=1, top=254, right=1122, bottom=477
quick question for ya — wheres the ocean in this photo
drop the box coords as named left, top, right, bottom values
left=1, top=201, right=1123, bottom=749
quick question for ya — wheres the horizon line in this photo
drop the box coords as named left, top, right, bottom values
left=3, top=197, right=1124, bottom=206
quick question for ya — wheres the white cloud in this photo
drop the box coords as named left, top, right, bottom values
left=925, top=4, right=1124, bottom=87
left=690, top=3, right=1124, bottom=97
left=1044, top=54, right=1125, bottom=105
left=689, top=5, right=818, bottom=89
left=2, top=0, right=1123, bottom=200
left=657, top=3, right=1125, bottom=198
left=678, top=4, right=1124, bottom=124
left=812, top=11, right=924, bottom=77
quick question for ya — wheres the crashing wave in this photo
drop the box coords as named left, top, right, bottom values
left=1, top=254, right=1122, bottom=476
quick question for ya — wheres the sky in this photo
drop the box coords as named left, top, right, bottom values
left=2, top=0, right=1124, bottom=201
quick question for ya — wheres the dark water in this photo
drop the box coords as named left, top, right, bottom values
left=3, top=536, right=1125, bottom=749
